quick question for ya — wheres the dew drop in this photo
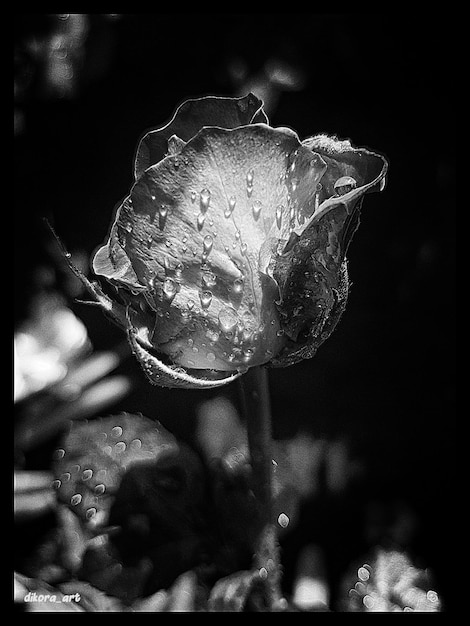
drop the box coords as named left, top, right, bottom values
left=202, top=271, right=217, bottom=289
left=174, top=262, right=183, bottom=280
left=358, top=567, right=370, bottom=582
left=228, top=195, right=237, bottom=216
left=334, top=176, right=357, bottom=196
left=163, top=277, right=178, bottom=302
left=71, top=494, right=82, bottom=506
left=197, top=213, right=205, bottom=231
left=115, top=441, right=126, bottom=453
left=130, top=438, right=142, bottom=451
left=252, top=200, right=262, bottom=220
left=86, top=507, right=97, bottom=520
left=94, top=484, right=106, bottom=495
left=52, top=479, right=61, bottom=490
left=233, top=278, right=244, bottom=294
left=206, top=329, right=220, bottom=342
left=82, top=469, right=93, bottom=481
left=218, top=306, right=239, bottom=333
left=206, top=352, right=216, bottom=362
left=200, top=188, right=211, bottom=212
left=199, top=290, right=213, bottom=310
left=203, top=234, right=213, bottom=255
left=242, top=348, right=254, bottom=362
left=278, top=513, right=290, bottom=528
left=53, top=448, right=65, bottom=460
left=276, top=205, right=283, bottom=229
left=111, top=426, right=123, bottom=438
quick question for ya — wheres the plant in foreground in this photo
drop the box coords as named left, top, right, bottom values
left=59, top=93, right=388, bottom=610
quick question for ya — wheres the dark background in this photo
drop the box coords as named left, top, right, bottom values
left=14, top=13, right=456, bottom=609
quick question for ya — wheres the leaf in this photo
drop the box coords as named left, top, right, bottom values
left=52, top=413, right=179, bottom=527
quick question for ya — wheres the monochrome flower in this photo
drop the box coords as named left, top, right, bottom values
left=81, top=94, right=387, bottom=388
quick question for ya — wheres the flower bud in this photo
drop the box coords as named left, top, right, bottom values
left=80, top=94, right=387, bottom=388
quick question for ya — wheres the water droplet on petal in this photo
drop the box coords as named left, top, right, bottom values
left=94, top=484, right=106, bottom=495
left=199, top=290, right=213, bottom=309
left=242, top=348, right=254, bottom=362
left=163, top=277, right=178, bottom=302
left=206, top=329, right=220, bottom=342
left=206, top=352, right=216, bottom=363
left=197, top=213, right=205, bottom=231
left=71, top=494, right=82, bottom=506
left=200, top=188, right=211, bottom=212
left=202, top=271, right=217, bottom=289
left=228, top=196, right=237, bottom=215
left=174, top=263, right=183, bottom=280
left=233, top=278, right=244, bottom=294
left=203, top=234, right=213, bottom=255
left=334, top=176, right=357, bottom=195
left=115, top=441, right=126, bottom=453
left=218, top=306, right=239, bottom=334
left=86, top=507, right=97, bottom=520
left=252, top=200, right=262, bottom=220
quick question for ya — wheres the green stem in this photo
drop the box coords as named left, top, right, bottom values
left=239, top=366, right=285, bottom=611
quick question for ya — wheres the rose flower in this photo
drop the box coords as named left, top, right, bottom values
left=76, top=94, right=387, bottom=388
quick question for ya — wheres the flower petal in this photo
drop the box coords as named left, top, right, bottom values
left=271, top=135, right=388, bottom=366
left=95, top=124, right=327, bottom=372
left=134, top=93, right=268, bottom=179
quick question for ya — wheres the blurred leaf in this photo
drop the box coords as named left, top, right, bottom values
left=339, top=547, right=441, bottom=612
left=14, top=471, right=56, bottom=520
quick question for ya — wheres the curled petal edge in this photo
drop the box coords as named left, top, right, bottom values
left=48, top=225, right=243, bottom=389
left=134, top=92, right=268, bottom=179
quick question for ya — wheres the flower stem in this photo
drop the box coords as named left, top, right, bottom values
left=239, top=365, right=285, bottom=610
